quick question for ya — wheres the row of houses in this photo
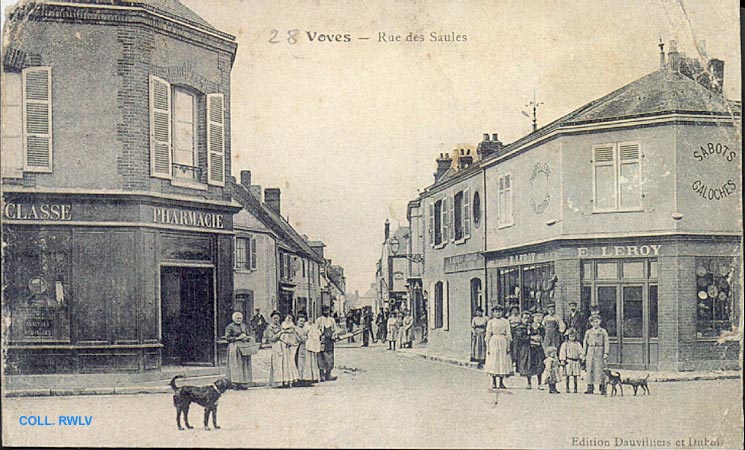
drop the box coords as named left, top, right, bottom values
left=1, top=0, right=344, bottom=375
left=386, top=42, right=741, bottom=371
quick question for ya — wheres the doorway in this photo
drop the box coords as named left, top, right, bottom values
left=160, top=266, right=215, bottom=365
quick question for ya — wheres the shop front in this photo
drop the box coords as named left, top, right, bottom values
left=2, top=191, right=238, bottom=374
left=486, top=236, right=740, bottom=371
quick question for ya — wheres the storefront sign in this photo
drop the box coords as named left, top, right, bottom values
left=152, top=207, right=224, bottom=229
left=690, top=142, right=738, bottom=201
left=3, top=203, right=71, bottom=221
left=577, top=244, right=661, bottom=258
left=506, top=251, right=558, bottom=265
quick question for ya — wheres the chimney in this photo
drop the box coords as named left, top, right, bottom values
left=264, top=188, right=281, bottom=215
left=458, top=148, right=473, bottom=170
left=477, top=132, right=503, bottom=159
left=492, top=133, right=498, bottom=142
left=384, top=219, right=390, bottom=241
left=707, top=58, right=724, bottom=93
left=240, top=170, right=252, bottom=189
left=658, top=39, right=665, bottom=69
left=433, top=152, right=452, bottom=181
left=667, top=40, right=680, bottom=71
left=249, top=185, right=262, bottom=199
left=483, top=133, right=490, bottom=141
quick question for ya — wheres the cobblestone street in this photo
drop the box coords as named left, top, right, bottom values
left=3, top=345, right=742, bottom=448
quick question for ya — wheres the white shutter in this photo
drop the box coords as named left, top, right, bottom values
left=149, top=75, right=172, bottom=178
left=593, top=144, right=617, bottom=210
left=619, top=142, right=641, bottom=209
left=505, top=174, right=513, bottom=225
left=448, top=195, right=455, bottom=242
left=428, top=203, right=434, bottom=247
left=207, top=93, right=225, bottom=186
left=441, top=198, right=448, bottom=244
left=2, top=72, right=24, bottom=178
left=22, top=67, right=52, bottom=172
left=443, top=280, right=449, bottom=330
left=250, top=236, right=257, bottom=270
left=464, top=188, right=471, bottom=239
left=428, top=282, right=435, bottom=329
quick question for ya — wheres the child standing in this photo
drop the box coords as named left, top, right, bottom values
left=559, top=328, right=584, bottom=393
left=542, top=346, right=561, bottom=394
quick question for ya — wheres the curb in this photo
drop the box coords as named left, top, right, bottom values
left=5, top=380, right=272, bottom=398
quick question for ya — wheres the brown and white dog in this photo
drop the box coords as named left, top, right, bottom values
left=621, top=373, right=651, bottom=396
left=170, top=375, right=231, bottom=430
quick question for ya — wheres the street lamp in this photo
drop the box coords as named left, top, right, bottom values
left=388, top=235, right=423, bottom=263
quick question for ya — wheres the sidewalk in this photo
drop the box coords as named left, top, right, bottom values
left=396, top=342, right=742, bottom=382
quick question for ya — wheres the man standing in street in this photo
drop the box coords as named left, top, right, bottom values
left=362, top=306, right=374, bottom=347
left=250, top=308, right=268, bottom=344
left=346, top=309, right=357, bottom=343
left=316, top=306, right=337, bottom=381
left=564, top=300, right=585, bottom=343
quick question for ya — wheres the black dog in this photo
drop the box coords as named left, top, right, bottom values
left=603, top=369, right=624, bottom=396
left=170, top=375, right=231, bottom=431
left=621, top=373, right=651, bottom=396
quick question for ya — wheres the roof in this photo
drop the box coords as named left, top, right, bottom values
left=228, top=180, right=324, bottom=263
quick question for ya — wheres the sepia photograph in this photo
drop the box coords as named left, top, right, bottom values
left=0, top=0, right=742, bottom=448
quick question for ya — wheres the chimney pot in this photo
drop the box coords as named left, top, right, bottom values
left=240, top=170, right=252, bottom=189
left=483, top=133, right=490, bottom=141
left=492, top=133, right=498, bottom=141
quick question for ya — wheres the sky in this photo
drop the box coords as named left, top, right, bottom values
left=2, top=0, right=741, bottom=295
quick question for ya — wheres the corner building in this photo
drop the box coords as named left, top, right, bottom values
left=1, top=1, right=240, bottom=373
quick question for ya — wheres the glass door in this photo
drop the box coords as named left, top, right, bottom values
left=620, top=285, right=646, bottom=369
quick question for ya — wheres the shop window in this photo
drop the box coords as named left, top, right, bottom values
left=648, top=260, right=658, bottom=279
left=622, top=285, right=643, bottom=338
left=597, top=285, right=617, bottom=337
left=235, top=236, right=256, bottom=271
left=581, top=286, right=592, bottom=320
left=596, top=262, right=618, bottom=279
left=592, top=142, right=642, bottom=212
left=497, top=262, right=555, bottom=312
left=622, top=261, right=644, bottom=279
left=581, top=261, right=593, bottom=280
left=649, top=285, right=658, bottom=338
left=695, top=257, right=736, bottom=339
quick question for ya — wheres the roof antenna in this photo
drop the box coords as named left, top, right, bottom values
left=658, top=36, right=665, bottom=69
left=521, top=91, right=543, bottom=133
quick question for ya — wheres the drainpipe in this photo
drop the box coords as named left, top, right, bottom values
left=482, top=166, right=489, bottom=310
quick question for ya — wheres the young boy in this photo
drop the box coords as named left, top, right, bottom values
left=543, top=346, right=561, bottom=394
left=583, top=315, right=609, bottom=395
left=559, top=328, right=583, bottom=393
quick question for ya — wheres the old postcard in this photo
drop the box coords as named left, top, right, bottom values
left=1, top=0, right=742, bottom=448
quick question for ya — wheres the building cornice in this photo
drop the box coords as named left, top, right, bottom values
left=8, top=2, right=237, bottom=60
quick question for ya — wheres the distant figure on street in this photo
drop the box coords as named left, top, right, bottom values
left=386, top=311, right=399, bottom=351
left=316, top=306, right=338, bottom=381
left=399, top=309, right=414, bottom=349
left=484, top=305, right=512, bottom=390
left=225, top=311, right=252, bottom=389
left=250, top=308, right=268, bottom=344
left=346, top=310, right=356, bottom=343
left=375, top=308, right=388, bottom=343
left=362, top=306, right=374, bottom=347
left=583, top=315, right=609, bottom=395
left=470, top=307, right=487, bottom=368
left=564, top=301, right=585, bottom=343
left=542, top=303, right=565, bottom=351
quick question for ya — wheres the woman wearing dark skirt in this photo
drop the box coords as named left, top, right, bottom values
left=514, top=311, right=543, bottom=389
left=225, top=311, right=253, bottom=389
left=528, top=315, right=547, bottom=389
left=470, top=307, right=487, bottom=368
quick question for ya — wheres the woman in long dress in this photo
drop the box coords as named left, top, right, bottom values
left=484, top=305, right=512, bottom=389
left=471, top=307, right=488, bottom=368
left=399, top=310, right=414, bottom=349
left=386, top=311, right=399, bottom=351
left=225, top=311, right=252, bottom=389
left=295, top=312, right=321, bottom=386
left=266, top=312, right=300, bottom=388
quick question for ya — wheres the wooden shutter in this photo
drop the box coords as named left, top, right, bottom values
left=207, top=93, right=225, bottom=186
left=250, top=236, right=257, bottom=270
left=2, top=72, right=23, bottom=178
left=593, top=144, right=617, bottom=210
left=619, top=142, right=641, bottom=209
left=464, top=188, right=471, bottom=239
left=149, top=75, right=172, bottom=178
left=448, top=195, right=455, bottom=242
left=428, top=282, right=435, bottom=329
left=22, top=67, right=52, bottom=172
left=428, top=203, right=434, bottom=247
left=443, top=280, right=449, bottom=330
left=505, top=174, right=512, bottom=225
left=441, top=197, right=448, bottom=244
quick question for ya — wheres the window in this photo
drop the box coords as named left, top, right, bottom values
left=593, top=142, right=641, bottom=211
left=433, top=199, right=443, bottom=246
left=695, top=257, right=737, bottom=338
left=302, top=259, right=306, bottom=278
left=453, top=189, right=471, bottom=241
left=235, top=236, right=257, bottom=271
left=497, top=262, right=555, bottom=312
left=472, top=191, right=481, bottom=228
left=434, top=281, right=443, bottom=329
left=149, top=75, right=225, bottom=186
left=497, top=173, right=513, bottom=227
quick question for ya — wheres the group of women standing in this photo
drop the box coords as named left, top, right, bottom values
left=385, top=309, right=414, bottom=351
left=225, top=310, right=323, bottom=389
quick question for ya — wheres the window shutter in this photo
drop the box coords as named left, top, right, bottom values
left=2, top=72, right=23, bottom=178
left=149, top=75, right=172, bottom=179
left=428, top=282, right=435, bottom=329
left=428, top=203, right=434, bottom=247
left=443, top=280, right=449, bottom=330
left=448, top=195, right=455, bottom=242
left=506, top=174, right=513, bottom=225
left=593, top=144, right=617, bottom=210
left=441, top=198, right=448, bottom=243
left=207, top=93, right=225, bottom=186
left=250, top=236, right=257, bottom=270
left=22, top=67, right=52, bottom=172
left=464, top=188, right=471, bottom=239
left=619, top=142, right=641, bottom=209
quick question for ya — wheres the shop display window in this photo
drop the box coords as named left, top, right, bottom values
left=497, top=262, right=555, bottom=312
left=695, top=257, right=736, bottom=339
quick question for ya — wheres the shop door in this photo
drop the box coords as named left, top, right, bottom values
left=161, top=267, right=215, bottom=366
left=596, top=284, right=656, bottom=369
